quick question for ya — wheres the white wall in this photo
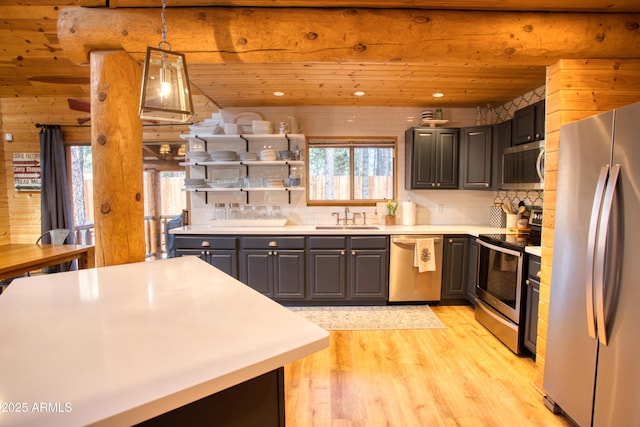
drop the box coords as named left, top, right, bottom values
left=189, top=105, right=503, bottom=226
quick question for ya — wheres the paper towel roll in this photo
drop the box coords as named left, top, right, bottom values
left=402, top=201, right=416, bottom=225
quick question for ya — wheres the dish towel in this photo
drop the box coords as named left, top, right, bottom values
left=413, top=238, right=436, bottom=273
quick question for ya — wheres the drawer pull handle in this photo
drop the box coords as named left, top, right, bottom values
left=201, top=241, right=210, bottom=247
left=536, top=270, right=541, bottom=277
left=268, top=241, right=278, bottom=247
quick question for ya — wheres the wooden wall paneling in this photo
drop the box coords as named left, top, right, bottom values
left=0, top=94, right=215, bottom=245
left=536, top=58, right=640, bottom=390
left=0, top=107, right=9, bottom=245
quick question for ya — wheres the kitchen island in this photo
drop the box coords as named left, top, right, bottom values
left=0, top=256, right=328, bottom=426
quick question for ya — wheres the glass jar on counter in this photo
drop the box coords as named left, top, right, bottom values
left=228, top=203, right=241, bottom=219
left=271, top=205, right=283, bottom=219
left=213, top=203, right=226, bottom=220
left=255, top=205, right=269, bottom=219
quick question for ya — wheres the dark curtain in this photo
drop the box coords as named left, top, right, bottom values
left=39, top=126, right=75, bottom=272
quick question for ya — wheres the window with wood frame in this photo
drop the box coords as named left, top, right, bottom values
left=306, top=137, right=397, bottom=206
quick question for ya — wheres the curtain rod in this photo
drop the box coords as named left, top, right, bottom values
left=35, top=123, right=79, bottom=129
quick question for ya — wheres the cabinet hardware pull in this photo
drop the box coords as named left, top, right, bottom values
left=536, top=270, right=541, bottom=277
left=268, top=241, right=278, bottom=247
left=341, top=250, right=345, bottom=255
left=526, top=279, right=530, bottom=286
left=273, top=251, right=278, bottom=256
left=268, top=251, right=273, bottom=256
left=201, top=241, right=210, bottom=247
left=352, top=251, right=356, bottom=255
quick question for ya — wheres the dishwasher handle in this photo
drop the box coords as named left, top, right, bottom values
left=392, top=237, right=442, bottom=245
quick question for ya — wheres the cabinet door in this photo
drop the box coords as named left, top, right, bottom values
left=240, top=250, right=273, bottom=297
left=524, top=255, right=541, bottom=355
left=308, top=250, right=347, bottom=299
left=512, top=104, right=536, bottom=145
left=491, top=120, right=512, bottom=190
left=273, top=250, right=306, bottom=300
left=175, top=249, right=208, bottom=263
left=533, top=100, right=545, bottom=141
left=406, top=128, right=437, bottom=189
left=466, top=238, right=479, bottom=304
left=441, top=236, right=469, bottom=303
left=209, top=250, right=239, bottom=279
left=435, top=129, right=459, bottom=188
left=524, top=277, right=540, bottom=355
left=461, top=126, right=492, bottom=190
left=350, top=249, right=388, bottom=301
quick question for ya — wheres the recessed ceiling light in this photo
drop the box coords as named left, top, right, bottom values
left=273, top=91, right=285, bottom=97
left=352, top=91, right=366, bottom=97
left=432, top=92, right=444, bottom=98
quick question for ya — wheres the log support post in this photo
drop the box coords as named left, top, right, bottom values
left=90, top=50, right=145, bottom=267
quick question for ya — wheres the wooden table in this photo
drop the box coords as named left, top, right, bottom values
left=0, top=244, right=95, bottom=281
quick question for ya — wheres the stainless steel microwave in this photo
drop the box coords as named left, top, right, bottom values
left=502, top=140, right=545, bottom=189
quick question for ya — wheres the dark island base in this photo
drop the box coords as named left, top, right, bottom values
left=137, top=367, right=285, bottom=427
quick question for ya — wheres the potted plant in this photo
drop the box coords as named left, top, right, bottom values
left=385, top=200, right=398, bottom=225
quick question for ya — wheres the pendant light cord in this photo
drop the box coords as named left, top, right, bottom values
left=159, top=0, right=171, bottom=51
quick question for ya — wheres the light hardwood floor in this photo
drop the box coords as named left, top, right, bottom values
left=285, top=305, right=572, bottom=427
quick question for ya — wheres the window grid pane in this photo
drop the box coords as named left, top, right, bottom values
left=308, top=140, right=395, bottom=203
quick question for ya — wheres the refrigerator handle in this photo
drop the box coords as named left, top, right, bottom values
left=536, top=148, right=545, bottom=181
left=585, top=166, right=609, bottom=340
left=594, top=164, right=620, bottom=346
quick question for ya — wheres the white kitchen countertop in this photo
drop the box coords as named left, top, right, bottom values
left=0, top=257, right=329, bottom=427
left=171, top=223, right=509, bottom=237
left=525, top=246, right=542, bottom=257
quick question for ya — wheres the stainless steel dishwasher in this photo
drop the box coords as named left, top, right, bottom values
left=389, top=235, right=443, bottom=302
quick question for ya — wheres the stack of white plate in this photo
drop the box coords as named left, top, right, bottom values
left=186, top=151, right=210, bottom=162
left=240, top=152, right=258, bottom=161
left=210, top=150, right=238, bottom=161
left=184, top=178, right=207, bottom=188
left=266, top=178, right=285, bottom=188
left=252, top=120, right=273, bottom=134
left=259, top=149, right=277, bottom=161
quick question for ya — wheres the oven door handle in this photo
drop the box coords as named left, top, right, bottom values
left=476, top=238, right=522, bottom=258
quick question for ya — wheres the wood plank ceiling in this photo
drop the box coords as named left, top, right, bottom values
left=1, top=1, right=640, bottom=109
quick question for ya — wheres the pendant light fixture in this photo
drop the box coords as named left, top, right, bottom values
left=139, top=0, right=194, bottom=123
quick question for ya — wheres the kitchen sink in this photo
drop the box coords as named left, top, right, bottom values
left=315, top=226, right=380, bottom=230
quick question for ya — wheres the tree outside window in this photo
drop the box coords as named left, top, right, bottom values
left=307, top=137, right=396, bottom=205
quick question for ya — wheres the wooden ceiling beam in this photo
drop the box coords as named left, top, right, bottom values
left=57, top=7, right=640, bottom=66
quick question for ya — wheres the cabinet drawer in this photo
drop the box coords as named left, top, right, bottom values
left=350, top=236, right=388, bottom=249
left=241, top=236, right=305, bottom=249
left=175, top=236, right=237, bottom=250
left=308, top=236, right=347, bottom=249
left=528, top=255, right=541, bottom=279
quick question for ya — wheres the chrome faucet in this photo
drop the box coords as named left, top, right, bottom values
left=344, top=207, right=350, bottom=225
left=331, top=211, right=341, bottom=225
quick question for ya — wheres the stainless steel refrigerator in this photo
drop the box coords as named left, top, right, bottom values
left=543, top=101, right=640, bottom=426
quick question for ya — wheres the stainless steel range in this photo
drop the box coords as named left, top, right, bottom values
left=474, top=209, right=542, bottom=354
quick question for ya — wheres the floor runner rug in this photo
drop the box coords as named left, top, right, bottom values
left=287, top=305, right=445, bottom=330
